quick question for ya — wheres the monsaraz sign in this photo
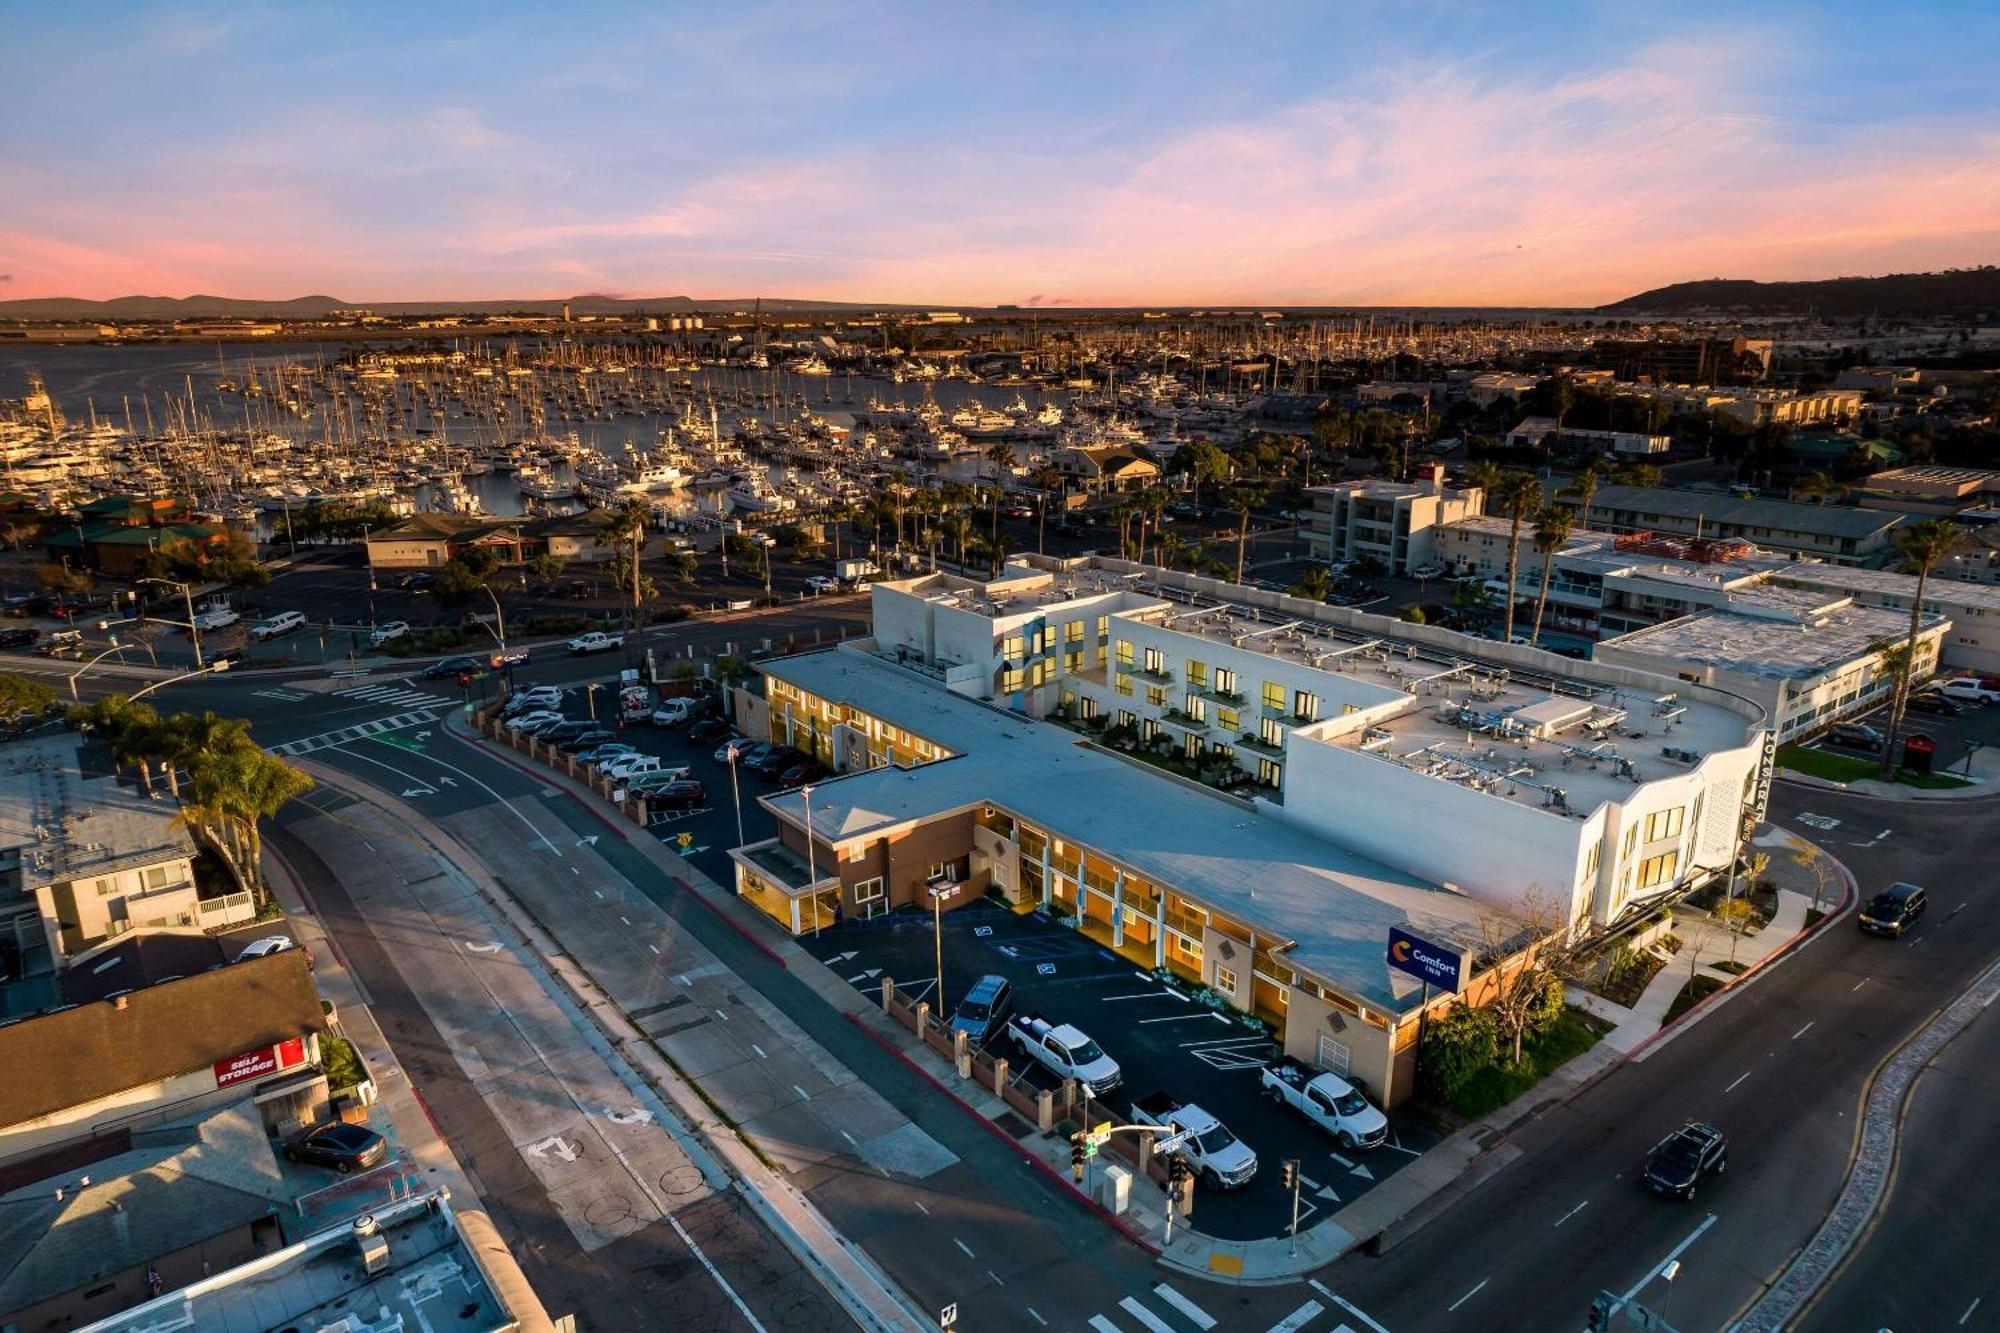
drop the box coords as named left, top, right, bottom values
left=1387, top=926, right=1467, bottom=992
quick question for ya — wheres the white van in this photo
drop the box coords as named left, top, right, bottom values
left=249, top=610, right=306, bottom=641
left=1937, top=678, right=2000, bottom=705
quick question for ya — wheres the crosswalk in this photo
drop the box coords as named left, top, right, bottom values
left=254, top=688, right=308, bottom=702
left=270, top=709, right=437, bottom=757
left=332, top=682, right=444, bottom=710
left=1082, top=1287, right=1351, bottom=1333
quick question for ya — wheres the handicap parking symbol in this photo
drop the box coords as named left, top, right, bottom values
left=973, top=925, right=992, bottom=938
left=1036, top=963, right=1058, bottom=976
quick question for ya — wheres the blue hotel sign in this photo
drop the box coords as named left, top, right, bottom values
left=1387, top=926, right=1467, bottom=992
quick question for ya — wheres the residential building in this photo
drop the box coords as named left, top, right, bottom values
left=1591, top=335, right=1773, bottom=385
left=1707, top=388, right=1864, bottom=430
left=1858, top=465, right=2000, bottom=523
left=1580, top=485, right=1905, bottom=565
left=1465, top=373, right=1543, bottom=408
left=1595, top=591, right=1947, bottom=741
left=0, top=737, right=240, bottom=992
left=732, top=555, right=1770, bottom=1102
left=1303, top=465, right=1485, bottom=573
left=1771, top=564, right=2000, bottom=675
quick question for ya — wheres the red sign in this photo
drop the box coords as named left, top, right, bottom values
left=213, top=1036, right=307, bottom=1089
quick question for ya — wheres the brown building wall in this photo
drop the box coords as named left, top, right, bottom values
left=3, top=1215, right=281, bottom=1331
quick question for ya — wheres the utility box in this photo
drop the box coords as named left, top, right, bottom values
left=1903, top=733, right=1936, bottom=774
left=1097, top=1163, right=1133, bottom=1214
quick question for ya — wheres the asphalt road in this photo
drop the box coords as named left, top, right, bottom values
left=1796, top=980, right=2000, bottom=1333
left=1307, top=780, right=2000, bottom=1333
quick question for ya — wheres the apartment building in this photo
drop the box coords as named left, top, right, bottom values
left=1592, top=336, right=1773, bottom=385
left=1581, top=485, right=1905, bottom=566
left=1303, top=465, right=1485, bottom=573
left=1506, top=418, right=1672, bottom=456
left=735, top=557, right=1770, bottom=1103
left=1771, top=563, right=2000, bottom=675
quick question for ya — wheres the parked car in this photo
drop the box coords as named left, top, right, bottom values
left=648, top=778, right=708, bottom=809
left=396, top=572, right=435, bottom=591
left=651, top=698, right=696, bottom=727
left=235, top=935, right=299, bottom=962
left=628, top=766, right=695, bottom=791
left=558, top=729, right=617, bottom=755
left=522, top=715, right=574, bottom=739
left=1643, top=1122, right=1728, bottom=1199
left=1260, top=1058, right=1388, bottom=1149
left=777, top=759, right=826, bottom=787
left=1907, top=691, right=1965, bottom=718
left=504, top=710, right=563, bottom=734
left=284, top=1122, right=389, bottom=1175
left=716, top=737, right=762, bottom=764
left=249, top=610, right=307, bottom=641
left=1858, top=881, right=1927, bottom=937
left=1937, top=677, right=2000, bottom=705
left=506, top=686, right=564, bottom=714
left=744, top=744, right=795, bottom=777
left=1827, top=722, right=1885, bottom=752
left=3, top=595, right=52, bottom=618
left=688, top=718, right=732, bottom=745
left=421, top=654, right=482, bottom=680
left=0, top=627, right=40, bottom=650
left=946, top=974, right=1015, bottom=1046
left=804, top=575, right=839, bottom=595
left=579, top=742, right=639, bottom=766
left=369, top=621, right=411, bottom=646
left=1130, top=1091, right=1258, bottom=1190
left=603, top=753, right=664, bottom=781
left=538, top=720, right=595, bottom=745
left=1005, top=1013, right=1121, bottom=1095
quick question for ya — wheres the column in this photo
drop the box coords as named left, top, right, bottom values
left=1040, top=840, right=1053, bottom=912
left=1111, top=870, right=1126, bottom=949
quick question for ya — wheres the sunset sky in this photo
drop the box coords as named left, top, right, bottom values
left=3, top=0, right=1996, bottom=307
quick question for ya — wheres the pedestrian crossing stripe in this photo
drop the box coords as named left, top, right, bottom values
left=332, top=684, right=440, bottom=709
left=1152, top=1286, right=1218, bottom=1330
left=254, top=688, right=308, bottom=702
left=270, top=710, right=437, bottom=757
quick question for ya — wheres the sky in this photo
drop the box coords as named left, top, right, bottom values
left=2, top=0, right=1996, bottom=307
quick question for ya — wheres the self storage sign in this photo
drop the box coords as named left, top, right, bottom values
left=214, top=1036, right=307, bottom=1089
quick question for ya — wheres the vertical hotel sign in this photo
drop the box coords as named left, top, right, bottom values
left=214, top=1036, right=307, bottom=1089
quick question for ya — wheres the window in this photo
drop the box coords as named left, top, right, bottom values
left=1214, top=667, right=1238, bottom=697
left=1583, top=839, right=1602, bottom=880
left=1097, top=616, right=1110, bottom=640
left=1143, top=645, right=1164, bottom=674
left=1187, top=659, right=1208, bottom=688
left=1637, top=851, right=1679, bottom=889
left=1145, top=684, right=1168, bottom=708
left=94, top=877, right=118, bottom=898
left=1118, top=709, right=1136, bottom=729
left=1115, top=640, right=1134, bottom=668
left=1214, top=965, right=1238, bottom=993
left=1115, top=674, right=1133, bottom=697
left=1002, top=633, right=1024, bottom=661
left=1141, top=718, right=1160, bottom=741
left=854, top=876, right=885, bottom=905
left=928, top=861, right=959, bottom=883
left=1262, top=681, right=1285, bottom=712
left=1183, top=733, right=1204, bottom=760
left=1218, top=706, right=1240, bottom=733
left=1644, top=807, right=1685, bottom=841
left=1002, top=667, right=1025, bottom=693
left=1183, top=694, right=1207, bottom=722
left=1260, top=716, right=1285, bottom=747
left=1064, top=650, right=1083, bottom=675
left=1065, top=620, right=1084, bottom=644
left=145, top=866, right=173, bottom=889
left=1294, top=689, right=1319, bottom=721
left=1621, top=823, right=1639, bottom=861
left=1258, top=757, right=1282, bottom=787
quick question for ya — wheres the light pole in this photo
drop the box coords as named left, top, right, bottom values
left=127, top=658, right=234, bottom=703
left=585, top=682, right=600, bottom=721
left=135, top=579, right=203, bottom=668
left=727, top=743, right=745, bottom=848
left=929, top=880, right=962, bottom=1009
left=1657, top=1259, right=1680, bottom=1323
left=802, top=783, right=822, bottom=936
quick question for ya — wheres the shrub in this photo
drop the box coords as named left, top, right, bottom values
left=1420, top=1004, right=1499, bottom=1099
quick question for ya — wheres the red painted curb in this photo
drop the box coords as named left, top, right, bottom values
left=674, top=876, right=788, bottom=969
left=844, top=1014, right=1161, bottom=1256
left=465, top=729, right=629, bottom=836
left=410, top=1086, right=447, bottom=1144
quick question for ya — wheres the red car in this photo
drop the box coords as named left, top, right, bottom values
left=648, top=779, right=706, bottom=809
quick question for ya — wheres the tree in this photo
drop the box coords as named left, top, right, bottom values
left=0, top=520, right=41, bottom=551
left=1419, top=1005, right=1499, bottom=1100
left=429, top=557, right=490, bottom=609
left=1529, top=506, right=1574, bottom=646
left=1473, top=891, right=1585, bottom=1065
left=943, top=510, right=975, bottom=565
left=529, top=552, right=567, bottom=584
left=1290, top=566, right=1332, bottom=602
left=671, top=550, right=700, bottom=585
left=602, top=499, right=653, bottom=635
left=1491, top=471, right=1542, bottom=642
left=156, top=711, right=254, bottom=799
left=985, top=441, right=1018, bottom=542
left=66, top=693, right=161, bottom=793
left=1618, top=462, right=1664, bottom=488
left=35, top=563, right=92, bottom=596
left=1030, top=464, right=1064, bottom=554
left=1877, top=518, right=1963, bottom=777
left=1, top=672, right=57, bottom=725
left=1224, top=484, right=1267, bottom=583
left=1565, top=462, right=1600, bottom=530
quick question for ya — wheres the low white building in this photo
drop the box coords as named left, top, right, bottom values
left=1304, top=465, right=1485, bottom=574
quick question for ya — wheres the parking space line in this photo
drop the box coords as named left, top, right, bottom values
left=1087, top=1317, right=1122, bottom=1333
left=1139, top=1012, right=1230, bottom=1025
left=1099, top=991, right=1185, bottom=1002
left=952, top=1237, right=975, bottom=1258
left=1446, top=1279, right=1487, bottom=1312
left=1027, top=1309, right=1047, bottom=1326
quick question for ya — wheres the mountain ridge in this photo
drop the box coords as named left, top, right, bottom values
left=1600, top=267, right=2000, bottom=318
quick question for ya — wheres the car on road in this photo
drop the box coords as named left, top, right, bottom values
left=1827, top=722, right=1885, bottom=752
left=503, top=709, right=563, bottom=734
left=284, top=1122, right=389, bottom=1175
left=1907, top=690, right=1965, bottom=718
left=420, top=655, right=482, bottom=680
left=369, top=621, right=411, bottom=646
left=568, top=630, right=624, bottom=656
left=804, top=575, right=839, bottom=595
left=235, top=935, right=299, bottom=962
left=1006, top=1013, right=1122, bottom=1095
left=395, top=572, right=435, bottom=591
left=0, top=627, right=40, bottom=650
left=946, top=974, right=1015, bottom=1046
left=1858, top=881, right=1927, bottom=937
left=249, top=610, right=307, bottom=641
left=1643, top=1122, right=1728, bottom=1199
left=1260, top=1058, right=1388, bottom=1149
left=688, top=718, right=731, bottom=745
left=1130, top=1091, right=1258, bottom=1190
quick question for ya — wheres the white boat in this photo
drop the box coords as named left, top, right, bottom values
left=727, top=472, right=794, bottom=513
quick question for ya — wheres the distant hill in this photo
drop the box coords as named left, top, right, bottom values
left=1602, top=267, right=2000, bottom=318
left=0, top=292, right=902, bottom=320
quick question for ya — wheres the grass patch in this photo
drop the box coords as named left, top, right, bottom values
left=322, top=1034, right=367, bottom=1092
left=1711, top=959, right=1750, bottom=976
left=1437, top=1008, right=1611, bottom=1121
left=1666, top=974, right=1726, bottom=1022
left=1777, top=745, right=1971, bottom=790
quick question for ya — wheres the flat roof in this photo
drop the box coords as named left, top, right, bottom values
left=1597, top=601, right=1943, bottom=682
left=762, top=648, right=1488, bottom=1013
left=0, top=736, right=196, bottom=894
left=1780, top=562, right=2000, bottom=613
left=1588, top=485, right=1906, bottom=541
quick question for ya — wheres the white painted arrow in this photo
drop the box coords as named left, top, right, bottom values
left=576, top=835, right=600, bottom=848
left=1328, top=1151, right=1376, bottom=1180
left=463, top=941, right=504, bottom=954
left=402, top=787, right=437, bottom=798
left=414, top=730, right=433, bottom=740
left=846, top=969, right=883, bottom=984
left=827, top=951, right=859, bottom=965
left=602, top=1106, right=653, bottom=1126
left=1299, top=1173, right=1340, bottom=1203
left=438, top=776, right=458, bottom=787
left=526, top=1135, right=579, bottom=1163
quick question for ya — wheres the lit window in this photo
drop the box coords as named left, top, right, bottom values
left=1219, top=707, right=1240, bottom=732
left=1187, top=660, right=1208, bottom=687
left=1184, top=694, right=1207, bottom=722
left=1146, top=684, right=1168, bottom=708
left=1637, top=852, right=1679, bottom=888
left=1294, top=689, right=1319, bottom=721
left=1215, top=668, right=1238, bottom=696
left=1116, top=674, right=1133, bottom=697
left=1143, top=646, right=1164, bottom=674
left=1214, top=965, right=1238, bottom=992
left=1116, top=640, right=1134, bottom=668
left=1262, top=681, right=1285, bottom=712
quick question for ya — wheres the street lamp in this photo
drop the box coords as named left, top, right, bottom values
left=801, top=783, right=822, bottom=936
left=928, top=879, right=963, bottom=1010
left=126, top=658, right=234, bottom=703
left=726, top=742, right=746, bottom=848
left=585, top=682, right=600, bottom=721
left=134, top=579, right=203, bottom=668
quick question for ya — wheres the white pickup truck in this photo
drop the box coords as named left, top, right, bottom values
left=1005, top=1013, right=1121, bottom=1096
left=1130, top=1090, right=1258, bottom=1190
left=1260, top=1059, right=1389, bottom=1150
left=567, top=630, right=624, bottom=656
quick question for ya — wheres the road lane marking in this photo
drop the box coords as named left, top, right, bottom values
left=988, top=1269, right=1005, bottom=1287
left=1153, top=1285, right=1218, bottom=1329
left=913, top=1200, right=929, bottom=1215
left=1725, top=1071, right=1752, bottom=1092
left=669, top=1215, right=767, bottom=1333
left=1447, top=1279, right=1488, bottom=1312
left=841, top=1130, right=858, bottom=1146
left=792, top=1084, right=812, bottom=1102
left=751, top=1044, right=766, bottom=1059
left=1268, top=1299, right=1324, bottom=1332
left=1027, top=1309, right=1047, bottom=1327
left=647, top=943, right=659, bottom=955
left=1554, top=1200, right=1590, bottom=1227
left=1792, top=1021, right=1815, bottom=1040
left=1308, top=1282, right=1389, bottom=1333
left=1962, top=1297, right=1981, bottom=1324
left=1852, top=977, right=1868, bottom=991
left=1621, top=1213, right=1718, bottom=1302
left=1119, top=1296, right=1176, bottom=1332
left=714, top=1009, right=728, bottom=1021
left=620, top=916, right=632, bottom=925
left=953, top=1237, right=976, bottom=1258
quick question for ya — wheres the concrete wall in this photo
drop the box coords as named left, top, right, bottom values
left=363, top=537, right=448, bottom=568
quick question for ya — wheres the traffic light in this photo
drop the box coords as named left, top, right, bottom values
left=1280, top=1160, right=1297, bottom=1192
left=1586, top=1294, right=1614, bottom=1331
left=1166, top=1153, right=1189, bottom=1202
left=1070, top=1133, right=1086, bottom=1182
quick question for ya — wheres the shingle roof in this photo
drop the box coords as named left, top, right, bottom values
left=1588, top=485, right=1905, bottom=541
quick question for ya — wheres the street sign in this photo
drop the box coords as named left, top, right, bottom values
left=1387, top=925, right=1467, bottom=992
left=1087, top=1121, right=1113, bottom=1146
left=677, top=832, right=693, bottom=849
left=939, top=1302, right=958, bottom=1330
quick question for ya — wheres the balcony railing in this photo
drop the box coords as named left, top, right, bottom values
left=1238, top=732, right=1284, bottom=757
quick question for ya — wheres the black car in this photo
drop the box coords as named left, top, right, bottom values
left=1907, top=691, right=1965, bottom=718
left=421, top=655, right=481, bottom=680
left=558, top=728, right=616, bottom=754
left=1858, top=881, right=1926, bottom=937
left=1643, top=1123, right=1727, bottom=1199
left=746, top=745, right=799, bottom=777
left=687, top=718, right=731, bottom=745
left=1827, top=722, right=1885, bottom=752
left=538, top=720, right=594, bottom=744
left=0, top=627, right=40, bottom=649
left=283, top=1122, right=389, bottom=1174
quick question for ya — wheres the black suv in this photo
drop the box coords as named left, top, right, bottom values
left=1859, top=881, right=1927, bottom=937
left=1643, top=1123, right=1728, bottom=1199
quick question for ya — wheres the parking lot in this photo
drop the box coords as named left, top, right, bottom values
left=1806, top=682, right=2000, bottom=779
left=795, top=904, right=1437, bottom=1241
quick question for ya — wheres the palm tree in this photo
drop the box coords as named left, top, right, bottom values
left=602, top=498, right=653, bottom=636
left=1878, top=519, right=1964, bottom=777
left=1225, top=484, right=1268, bottom=583
left=157, top=711, right=254, bottom=798
left=68, top=694, right=165, bottom=795
left=943, top=510, right=975, bottom=565
left=1290, top=566, right=1333, bottom=601
left=1492, top=471, right=1542, bottom=642
left=1030, top=465, right=1064, bottom=554
left=985, top=441, right=1018, bottom=548
left=1529, top=506, right=1574, bottom=646
left=1466, top=460, right=1502, bottom=501
left=1566, top=462, right=1600, bottom=530
left=211, top=747, right=313, bottom=889
left=1619, top=462, right=1665, bottom=489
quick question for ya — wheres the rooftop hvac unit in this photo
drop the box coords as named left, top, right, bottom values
left=353, top=1215, right=390, bottom=1276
